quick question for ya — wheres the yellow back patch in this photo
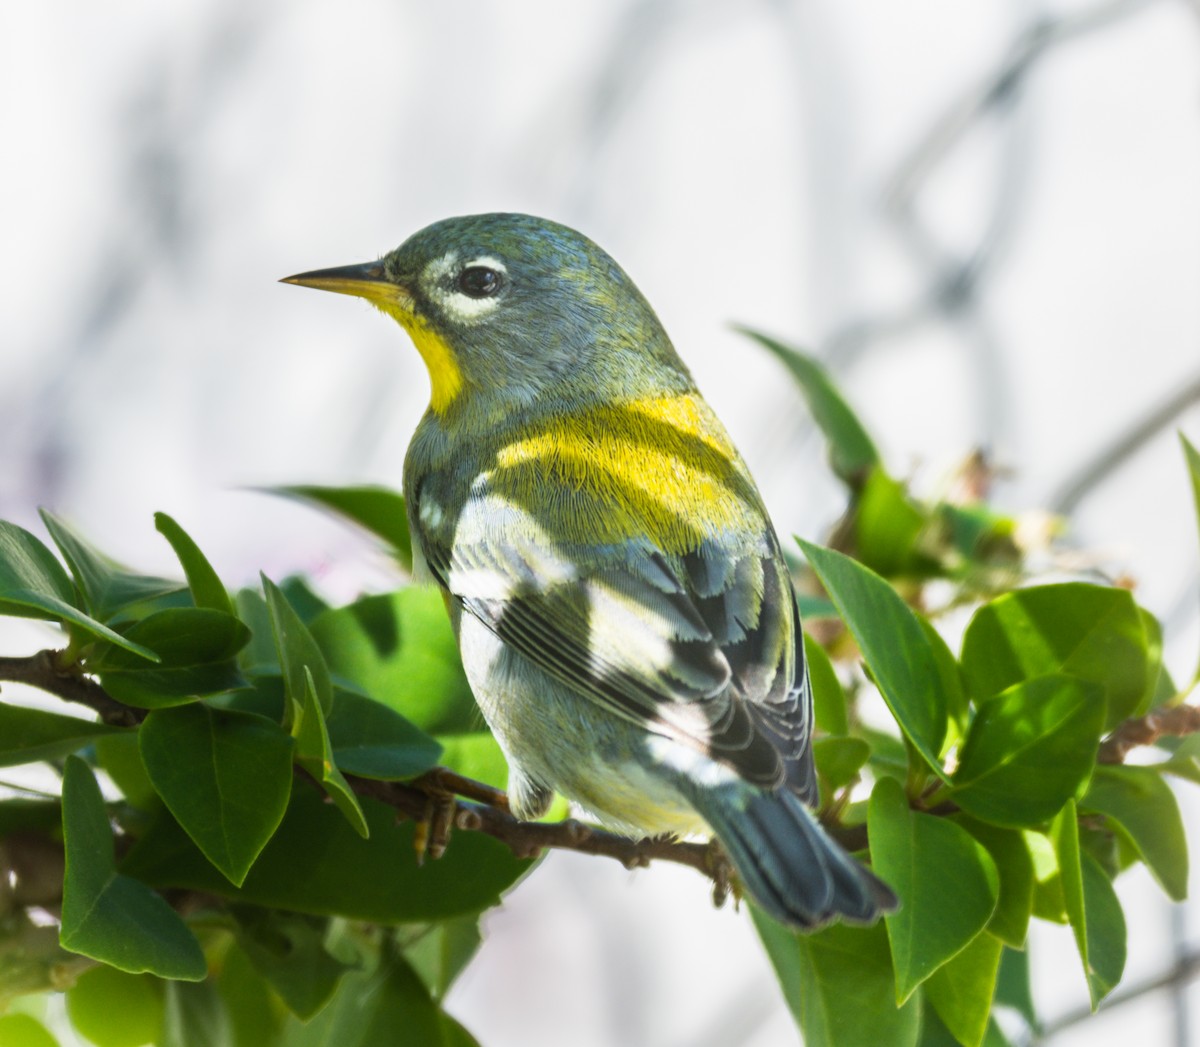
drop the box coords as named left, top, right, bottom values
left=492, top=394, right=763, bottom=551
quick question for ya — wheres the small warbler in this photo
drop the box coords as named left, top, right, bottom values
left=283, top=213, right=896, bottom=928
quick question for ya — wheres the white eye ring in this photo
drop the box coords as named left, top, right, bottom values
left=422, top=253, right=508, bottom=323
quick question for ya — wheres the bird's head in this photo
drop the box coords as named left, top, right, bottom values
left=283, top=213, right=691, bottom=419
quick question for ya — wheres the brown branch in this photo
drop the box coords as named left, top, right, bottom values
left=4, top=646, right=1198, bottom=901
left=0, top=651, right=142, bottom=726
left=1098, top=704, right=1200, bottom=764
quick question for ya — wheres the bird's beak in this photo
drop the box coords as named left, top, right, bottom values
left=280, top=261, right=413, bottom=311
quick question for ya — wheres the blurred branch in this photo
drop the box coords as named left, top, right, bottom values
left=1098, top=703, right=1200, bottom=763
left=1050, top=368, right=1200, bottom=514
left=1036, top=947, right=1200, bottom=1042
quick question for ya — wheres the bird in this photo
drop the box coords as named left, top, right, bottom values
left=282, top=213, right=897, bottom=928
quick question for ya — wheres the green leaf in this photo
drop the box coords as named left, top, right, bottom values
left=95, top=733, right=159, bottom=810
left=1136, top=609, right=1164, bottom=717
left=154, top=512, right=234, bottom=615
left=0, top=520, right=160, bottom=661
left=923, top=930, right=1003, bottom=1047
left=960, top=583, right=1149, bottom=730
left=994, top=945, right=1038, bottom=1030
left=949, top=675, right=1105, bottom=827
left=752, top=909, right=919, bottom=1047
left=123, top=786, right=532, bottom=923
left=283, top=952, right=477, bottom=1047
left=326, top=689, right=443, bottom=780
left=93, top=608, right=250, bottom=708
left=0, top=1014, right=61, bottom=1047
left=1184, top=434, right=1200, bottom=684
left=267, top=484, right=412, bottom=570
left=139, top=704, right=295, bottom=884
left=953, top=816, right=1034, bottom=948
left=93, top=608, right=251, bottom=671
left=798, top=539, right=949, bottom=777
left=233, top=910, right=352, bottom=1020
left=868, top=776, right=998, bottom=1001
left=161, top=979, right=231, bottom=1047
left=1052, top=800, right=1126, bottom=1007
left=813, top=737, right=871, bottom=793
left=215, top=944, right=287, bottom=1047
left=402, top=914, right=484, bottom=1001
left=59, top=756, right=205, bottom=979
left=65, top=966, right=163, bottom=1047
left=0, top=704, right=125, bottom=767
left=263, top=574, right=333, bottom=721
left=0, top=519, right=79, bottom=616
left=40, top=509, right=184, bottom=622
left=1081, top=764, right=1188, bottom=901
left=739, top=328, right=879, bottom=486
left=435, top=731, right=509, bottom=791
left=854, top=467, right=930, bottom=577
left=234, top=588, right=280, bottom=673
left=310, top=588, right=475, bottom=733
left=293, top=668, right=369, bottom=838
left=806, top=633, right=848, bottom=736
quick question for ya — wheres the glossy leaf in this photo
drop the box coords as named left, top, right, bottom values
left=161, top=980, right=231, bottom=1047
left=403, top=914, right=484, bottom=1001
left=139, top=704, right=295, bottom=884
left=798, top=539, right=949, bottom=777
left=1082, top=764, right=1188, bottom=901
left=753, top=909, right=919, bottom=1047
left=94, top=608, right=250, bottom=708
left=268, top=484, right=412, bottom=570
left=994, top=945, right=1038, bottom=1030
left=40, top=509, right=184, bottom=622
left=215, top=944, right=287, bottom=1046
left=1184, top=435, right=1200, bottom=682
left=65, top=966, right=163, bottom=1047
left=954, top=816, right=1034, bottom=948
left=950, top=675, right=1105, bottom=827
left=1052, top=800, right=1126, bottom=1007
left=59, top=757, right=205, bottom=980
left=154, top=512, right=234, bottom=615
left=326, top=688, right=443, bottom=780
left=293, top=668, right=369, bottom=838
left=813, top=737, right=871, bottom=793
left=0, top=520, right=159, bottom=660
left=311, top=588, right=476, bottom=733
left=263, top=574, right=333, bottom=720
left=95, top=733, right=159, bottom=810
left=0, top=704, right=124, bottom=767
left=233, top=910, right=352, bottom=1020
left=806, top=632, right=848, bottom=736
left=869, top=776, right=998, bottom=1001
left=123, top=785, right=532, bottom=923
left=283, top=952, right=478, bottom=1047
left=854, top=467, right=930, bottom=577
left=435, top=731, right=509, bottom=791
left=739, top=328, right=880, bottom=486
left=0, top=1014, right=61, bottom=1047
left=960, top=583, right=1149, bottom=730
left=923, top=930, right=1003, bottom=1047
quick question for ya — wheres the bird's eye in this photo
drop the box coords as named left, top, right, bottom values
left=457, top=266, right=502, bottom=298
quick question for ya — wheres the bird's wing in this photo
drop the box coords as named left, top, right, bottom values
left=414, top=489, right=816, bottom=800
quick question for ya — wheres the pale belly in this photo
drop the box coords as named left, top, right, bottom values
left=455, top=611, right=708, bottom=837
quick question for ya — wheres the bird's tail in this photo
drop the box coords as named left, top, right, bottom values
left=689, top=785, right=898, bottom=929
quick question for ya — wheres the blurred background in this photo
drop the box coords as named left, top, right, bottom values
left=3, top=1, right=1200, bottom=1043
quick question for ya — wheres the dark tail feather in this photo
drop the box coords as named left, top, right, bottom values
left=691, top=786, right=898, bottom=929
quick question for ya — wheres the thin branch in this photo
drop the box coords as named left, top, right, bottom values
left=0, top=651, right=142, bottom=727
left=2, top=646, right=1196, bottom=901
left=1098, top=703, right=1200, bottom=764
left=1050, top=367, right=1200, bottom=514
